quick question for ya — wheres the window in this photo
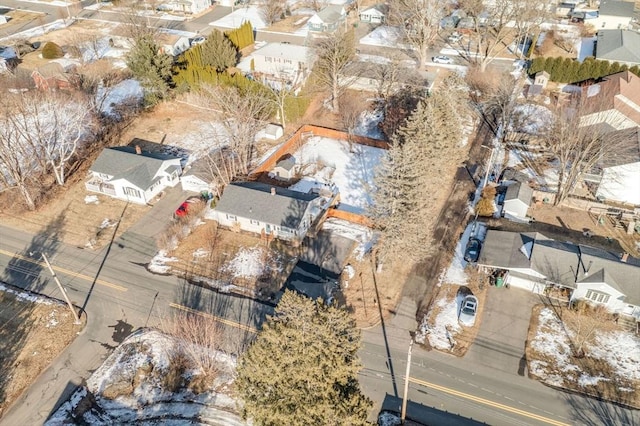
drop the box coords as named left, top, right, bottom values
left=226, top=214, right=237, bottom=221
left=585, top=290, right=610, bottom=304
left=124, top=187, right=141, bottom=198
left=250, top=219, right=260, bottom=225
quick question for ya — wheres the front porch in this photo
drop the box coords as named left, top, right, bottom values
left=85, top=179, right=116, bottom=196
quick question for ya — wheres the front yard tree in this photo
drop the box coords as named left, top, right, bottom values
left=126, top=34, right=173, bottom=103
left=314, top=28, right=356, bottom=113
left=200, top=29, right=238, bottom=72
left=371, top=78, right=468, bottom=261
left=260, top=0, right=285, bottom=25
left=391, top=0, right=448, bottom=70
left=236, top=291, right=371, bottom=426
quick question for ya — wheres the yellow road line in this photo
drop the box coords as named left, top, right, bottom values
left=0, top=248, right=127, bottom=292
left=169, top=303, right=258, bottom=334
left=409, top=377, right=570, bottom=426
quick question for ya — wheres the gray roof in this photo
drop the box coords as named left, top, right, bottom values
left=276, top=155, right=296, bottom=171
left=598, top=0, right=635, bottom=17
left=504, top=182, right=533, bottom=206
left=478, top=230, right=640, bottom=304
left=315, top=5, right=345, bottom=24
left=215, top=181, right=318, bottom=229
left=596, top=30, right=640, bottom=64
left=90, top=146, right=180, bottom=190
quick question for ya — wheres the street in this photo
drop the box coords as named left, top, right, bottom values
left=0, top=222, right=638, bottom=425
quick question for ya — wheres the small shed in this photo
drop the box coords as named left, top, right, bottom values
left=534, top=71, right=550, bottom=88
left=263, top=123, right=284, bottom=140
left=272, top=154, right=297, bottom=180
left=503, top=182, right=533, bottom=221
left=180, top=159, right=214, bottom=194
left=359, top=5, right=387, bottom=24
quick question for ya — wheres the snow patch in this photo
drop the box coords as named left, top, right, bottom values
left=84, top=195, right=99, bottom=204
left=148, top=250, right=178, bottom=274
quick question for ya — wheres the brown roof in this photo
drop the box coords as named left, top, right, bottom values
left=582, top=71, right=640, bottom=125
left=33, top=62, right=67, bottom=79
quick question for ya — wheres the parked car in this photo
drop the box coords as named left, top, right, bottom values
left=448, top=33, right=462, bottom=43
left=464, top=237, right=482, bottom=263
left=459, top=295, right=478, bottom=327
left=191, top=36, right=206, bottom=46
left=174, top=196, right=203, bottom=218
left=432, top=55, right=453, bottom=64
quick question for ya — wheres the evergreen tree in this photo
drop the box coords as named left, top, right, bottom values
left=236, top=291, right=371, bottom=426
left=201, top=30, right=238, bottom=72
left=125, top=34, right=173, bottom=104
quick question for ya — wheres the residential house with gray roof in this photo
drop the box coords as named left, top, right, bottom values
left=211, top=181, right=331, bottom=243
left=502, top=182, right=533, bottom=222
left=591, top=0, right=635, bottom=29
left=478, top=230, right=640, bottom=322
left=595, top=29, right=640, bottom=66
left=308, top=5, right=346, bottom=33
left=86, top=145, right=182, bottom=204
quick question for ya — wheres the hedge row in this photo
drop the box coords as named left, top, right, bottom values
left=529, top=56, right=640, bottom=83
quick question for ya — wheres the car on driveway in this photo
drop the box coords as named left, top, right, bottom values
left=464, top=237, right=482, bottom=263
left=174, top=196, right=204, bottom=218
left=459, top=295, right=478, bottom=327
left=432, top=55, right=453, bottom=64
left=191, top=36, right=206, bottom=46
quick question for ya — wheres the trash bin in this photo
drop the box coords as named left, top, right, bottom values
left=495, top=276, right=504, bottom=288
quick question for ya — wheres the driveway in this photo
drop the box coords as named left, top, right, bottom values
left=464, top=286, right=539, bottom=376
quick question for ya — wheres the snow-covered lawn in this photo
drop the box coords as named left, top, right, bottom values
left=415, top=286, right=464, bottom=351
left=46, top=329, right=245, bottom=426
left=288, top=136, right=386, bottom=213
left=96, top=79, right=143, bottom=118
left=354, top=108, right=385, bottom=141
left=223, top=246, right=283, bottom=279
left=528, top=306, right=640, bottom=405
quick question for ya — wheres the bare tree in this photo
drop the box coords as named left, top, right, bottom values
left=540, top=94, right=637, bottom=206
left=3, top=92, right=97, bottom=186
left=261, top=0, right=286, bottom=25
left=313, top=28, right=356, bottom=113
left=390, top=0, right=448, bottom=69
left=511, top=0, right=552, bottom=59
left=0, top=116, right=38, bottom=210
left=457, top=0, right=518, bottom=72
left=564, top=300, right=615, bottom=357
left=196, top=85, right=273, bottom=177
left=339, top=95, right=363, bottom=151
left=482, top=74, right=519, bottom=141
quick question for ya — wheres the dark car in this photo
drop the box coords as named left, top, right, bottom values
left=464, top=238, right=482, bottom=263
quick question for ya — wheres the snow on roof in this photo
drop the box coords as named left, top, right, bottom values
left=587, top=84, right=601, bottom=97
left=253, top=42, right=313, bottom=63
left=359, top=26, right=406, bottom=48
left=209, top=6, right=267, bottom=29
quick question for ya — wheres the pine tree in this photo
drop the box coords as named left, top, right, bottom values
left=235, top=291, right=371, bottom=426
left=125, top=34, right=173, bottom=104
left=201, top=30, right=238, bottom=73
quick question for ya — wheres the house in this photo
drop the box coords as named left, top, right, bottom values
left=211, top=181, right=330, bottom=242
left=250, top=42, right=315, bottom=86
left=308, top=5, right=346, bottom=33
left=590, top=0, right=635, bottom=29
left=31, top=63, right=73, bottom=90
left=86, top=145, right=182, bottom=204
left=270, top=154, right=297, bottom=181
left=359, top=5, right=387, bottom=24
left=157, top=33, right=191, bottom=57
left=158, top=0, right=210, bottom=14
left=339, top=61, right=435, bottom=95
left=527, top=71, right=550, bottom=97
left=180, top=159, right=214, bottom=194
left=502, top=182, right=533, bottom=221
left=580, top=71, right=640, bottom=130
left=595, top=29, right=640, bottom=66
left=477, top=230, right=640, bottom=321
left=584, top=126, right=640, bottom=205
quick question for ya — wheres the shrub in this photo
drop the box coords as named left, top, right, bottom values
left=42, top=42, right=64, bottom=59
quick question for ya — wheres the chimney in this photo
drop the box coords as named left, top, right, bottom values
left=135, top=145, right=141, bottom=155
left=271, top=187, right=276, bottom=196
left=621, top=252, right=629, bottom=263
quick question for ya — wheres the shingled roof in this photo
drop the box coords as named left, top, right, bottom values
left=90, top=146, right=179, bottom=190
left=215, top=181, right=318, bottom=229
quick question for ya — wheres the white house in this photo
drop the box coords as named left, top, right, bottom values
left=250, top=42, right=315, bottom=86
left=86, top=145, right=182, bottom=204
left=359, top=5, right=386, bottom=24
left=180, top=159, right=215, bottom=194
left=159, top=0, right=210, bottom=14
left=590, top=0, right=635, bottom=30
left=308, top=5, right=346, bottom=33
left=502, top=182, right=533, bottom=221
left=157, top=33, right=191, bottom=57
left=270, top=154, right=297, bottom=181
left=211, top=181, right=330, bottom=243
left=478, top=230, right=640, bottom=322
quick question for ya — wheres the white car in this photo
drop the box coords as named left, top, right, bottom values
left=459, top=295, right=478, bottom=327
left=191, top=36, right=206, bottom=46
left=432, top=56, right=453, bottom=64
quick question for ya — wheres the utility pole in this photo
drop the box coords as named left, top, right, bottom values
left=41, top=253, right=81, bottom=324
left=401, top=338, right=414, bottom=423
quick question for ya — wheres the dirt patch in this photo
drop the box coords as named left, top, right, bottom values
left=0, top=178, right=150, bottom=249
left=0, top=287, right=84, bottom=418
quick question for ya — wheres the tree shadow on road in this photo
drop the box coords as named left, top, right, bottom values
left=563, top=390, right=639, bottom=426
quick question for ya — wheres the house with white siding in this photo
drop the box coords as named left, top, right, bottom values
left=478, top=230, right=640, bottom=323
